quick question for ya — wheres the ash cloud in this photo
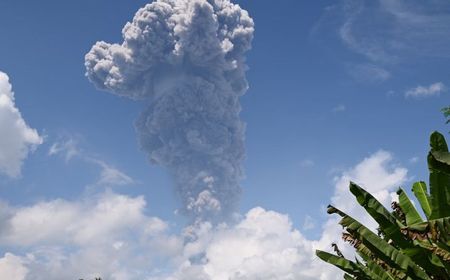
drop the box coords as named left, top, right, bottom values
left=85, top=0, right=254, bottom=221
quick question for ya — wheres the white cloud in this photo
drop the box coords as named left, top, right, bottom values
left=347, top=63, right=391, bottom=83
left=48, top=138, right=79, bottom=162
left=409, top=156, right=419, bottom=164
left=339, top=5, right=393, bottom=64
left=49, top=137, right=135, bottom=187
left=0, top=191, right=182, bottom=280
left=0, top=71, right=43, bottom=178
left=158, top=208, right=335, bottom=280
left=386, top=90, right=396, bottom=97
left=340, top=0, right=450, bottom=60
left=303, top=215, right=316, bottom=231
left=314, top=0, right=450, bottom=81
left=0, top=253, right=28, bottom=280
left=2, top=192, right=157, bottom=246
left=332, top=104, right=346, bottom=113
left=405, top=82, right=446, bottom=98
left=91, top=159, right=135, bottom=186
left=300, top=159, right=315, bottom=168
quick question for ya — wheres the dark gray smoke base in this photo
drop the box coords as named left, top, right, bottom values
left=85, top=0, right=254, bottom=222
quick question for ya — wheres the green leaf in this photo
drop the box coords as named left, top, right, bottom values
left=428, top=131, right=450, bottom=219
left=355, top=245, right=397, bottom=280
left=397, top=188, right=423, bottom=226
left=365, top=259, right=396, bottom=280
left=315, top=250, right=366, bottom=278
left=431, top=151, right=450, bottom=172
left=412, top=181, right=432, bottom=219
left=430, top=131, right=449, bottom=152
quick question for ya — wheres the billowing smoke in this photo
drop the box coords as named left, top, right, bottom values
left=85, top=0, right=254, bottom=221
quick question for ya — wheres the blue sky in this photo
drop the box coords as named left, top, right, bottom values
left=0, top=0, right=448, bottom=279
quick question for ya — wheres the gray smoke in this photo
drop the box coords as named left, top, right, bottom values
left=85, top=0, right=254, bottom=221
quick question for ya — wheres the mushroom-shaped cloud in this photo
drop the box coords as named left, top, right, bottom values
left=85, top=0, right=254, bottom=222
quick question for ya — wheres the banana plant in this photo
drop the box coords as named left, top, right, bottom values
left=316, top=131, right=450, bottom=279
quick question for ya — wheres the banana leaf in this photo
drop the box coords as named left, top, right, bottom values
left=397, top=188, right=423, bottom=226
left=411, top=181, right=432, bottom=219
left=316, top=250, right=367, bottom=278
left=428, top=132, right=450, bottom=219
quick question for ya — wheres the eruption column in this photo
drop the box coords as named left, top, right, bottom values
left=85, top=0, right=254, bottom=221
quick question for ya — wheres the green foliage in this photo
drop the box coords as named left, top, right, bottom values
left=316, top=131, right=450, bottom=279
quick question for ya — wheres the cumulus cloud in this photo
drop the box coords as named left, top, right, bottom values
left=405, top=82, right=446, bottom=98
left=0, top=71, right=43, bottom=178
left=0, top=253, right=28, bottom=280
left=85, top=0, right=254, bottom=222
left=160, top=207, right=334, bottom=280
left=0, top=199, right=336, bottom=280
left=2, top=192, right=153, bottom=246
left=0, top=191, right=181, bottom=280
left=0, top=150, right=408, bottom=280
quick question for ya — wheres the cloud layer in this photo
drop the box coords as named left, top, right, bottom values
left=314, top=0, right=450, bottom=81
left=0, top=150, right=408, bottom=280
left=85, top=0, right=254, bottom=222
left=338, top=0, right=450, bottom=61
left=0, top=72, right=42, bottom=178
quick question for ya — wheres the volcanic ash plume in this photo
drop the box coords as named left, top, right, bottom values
left=85, top=0, right=254, bottom=221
